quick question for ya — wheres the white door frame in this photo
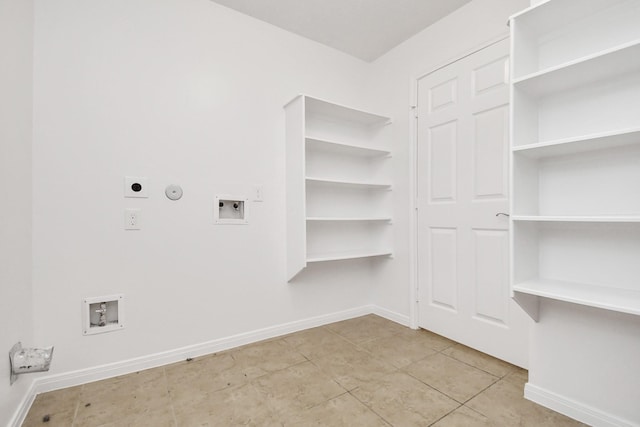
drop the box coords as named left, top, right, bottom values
left=408, top=32, right=510, bottom=329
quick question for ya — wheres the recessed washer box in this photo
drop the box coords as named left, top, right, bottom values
left=215, top=195, right=249, bottom=224
left=82, top=294, right=125, bottom=335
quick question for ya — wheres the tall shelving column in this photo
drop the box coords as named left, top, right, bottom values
left=509, top=0, right=640, bottom=320
left=285, top=95, right=392, bottom=281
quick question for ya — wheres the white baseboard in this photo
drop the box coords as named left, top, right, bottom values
left=525, top=383, right=638, bottom=427
left=10, top=304, right=405, bottom=427
left=371, top=305, right=411, bottom=327
left=7, top=379, right=36, bottom=427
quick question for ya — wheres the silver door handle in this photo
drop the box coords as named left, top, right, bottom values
left=495, top=212, right=510, bottom=217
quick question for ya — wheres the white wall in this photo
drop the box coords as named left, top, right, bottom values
left=529, top=301, right=640, bottom=425
left=31, top=0, right=378, bottom=376
left=366, top=0, right=529, bottom=321
left=0, top=0, right=34, bottom=424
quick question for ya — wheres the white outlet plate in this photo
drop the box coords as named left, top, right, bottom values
left=252, top=185, right=264, bottom=202
left=124, top=208, right=141, bottom=230
left=124, top=176, right=149, bottom=198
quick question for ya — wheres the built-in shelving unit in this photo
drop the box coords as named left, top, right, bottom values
left=285, top=95, right=392, bottom=281
left=509, top=0, right=640, bottom=321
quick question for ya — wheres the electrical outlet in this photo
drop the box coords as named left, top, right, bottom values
left=124, top=209, right=140, bottom=230
left=252, top=185, right=264, bottom=202
left=124, top=176, right=149, bottom=198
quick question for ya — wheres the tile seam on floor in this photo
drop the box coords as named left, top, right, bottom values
left=432, top=351, right=508, bottom=381
left=346, top=389, right=394, bottom=427
left=460, top=376, right=502, bottom=405
left=400, top=366, right=482, bottom=405
left=70, top=384, right=83, bottom=427
left=426, top=402, right=464, bottom=427
left=162, top=366, right=178, bottom=427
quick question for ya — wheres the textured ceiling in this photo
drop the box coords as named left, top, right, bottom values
left=209, top=0, right=473, bottom=62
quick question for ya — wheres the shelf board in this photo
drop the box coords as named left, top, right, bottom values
left=512, top=215, right=640, bottom=223
left=307, top=217, right=392, bottom=222
left=306, top=176, right=391, bottom=189
left=306, top=250, right=392, bottom=263
left=512, top=127, right=640, bottom=159
left=513, top=278, right=640, bottom=317
left=513, top=39, right=640, bottom=98
left=305, top=137, right=391, bottom=157
left=302, top=95, right=391, bottom=126
left=509, top=0, right=629, bottom=48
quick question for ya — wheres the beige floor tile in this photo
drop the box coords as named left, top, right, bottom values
left=503, top=367, right=529, bottom=388
left=252, top=361, right=345, bottom=412
left=282, top=326, right=360, bottom=360
left=230, top=338, right=307, bottom=373
left=91, top=405, right=176, bottom=427
left=405, top=353, right=498, bottom=403
left=431, top=405, right=494, bottom=427
left=165, top=352, right=255, bottom=402
left=351, top=371, right=459, bottom=426
left=74, top=368, right=170, bottom=427
left=20, top=315, right=583, bottom=427
left=399, top=328, right=457, bottom=352
left=173, top=382, right=278, bottom=427
left=325, top=314, right=402, bottom=344
left=441, top=344, right=517, bottom=377
left=310, top=345, right=397, bottom=391
left=467, top=379, right=588, bottom=427
left=358, top=334, right=438, bottom=368
left=286, top=393, right=389, bottom=426
left=22, top=386, right=81, bottom=427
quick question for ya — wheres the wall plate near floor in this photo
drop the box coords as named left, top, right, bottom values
left=82, top=294, right=125, bottom=335
left=9, top=342, right=54, bottom=385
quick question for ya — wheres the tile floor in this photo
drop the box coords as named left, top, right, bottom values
left=23, top=315, right=587, bottom=426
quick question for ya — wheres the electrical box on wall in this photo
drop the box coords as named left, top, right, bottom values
left=82, top=294, right=125, bottom=335
left=214, top=195, right=249, bottom=224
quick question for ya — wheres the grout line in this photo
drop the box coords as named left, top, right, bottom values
left=427, top=402, right=464, bottom=427
left=161, top=367, right=178, bottom=427
left=347, top=390, right=394, bottom=427
left=70, top=384, right=83, bottom=427
left=435, top=349, right=510, bottom=379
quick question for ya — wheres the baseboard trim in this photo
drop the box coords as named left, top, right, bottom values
left=10, top=304, right=404, bottom=426
left=371, top=305, right=412, bottom=327
left=7, top=379, right=37, bottom=427
left=525, top=383, right=638, bottom=427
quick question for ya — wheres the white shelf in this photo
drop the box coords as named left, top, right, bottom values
left=512, top=127, right=640, bottom=158
left=306, top=176, right=391, bottom=189
left=285, top=95, right=392, bottom=281
left=305, top=137, right=390, bottom=157
left=514, top=40, right=640, bottom=98
left=510, top=0, right=640, bottom=78
left=509, top=0, right=612, bottom=34
left=512, top=215, right=640, bottom=223
left=510, top=0, right=640, bottom=321
left=513, top=278, right=640, bottom=317
left=303, top=96, right=390, bottom=126
left=306, top=250, right=392, bottom=263
left=307, top=217, right=391, bottom=222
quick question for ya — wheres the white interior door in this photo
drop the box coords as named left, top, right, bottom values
left=416, top=38, right=530, bottom=368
